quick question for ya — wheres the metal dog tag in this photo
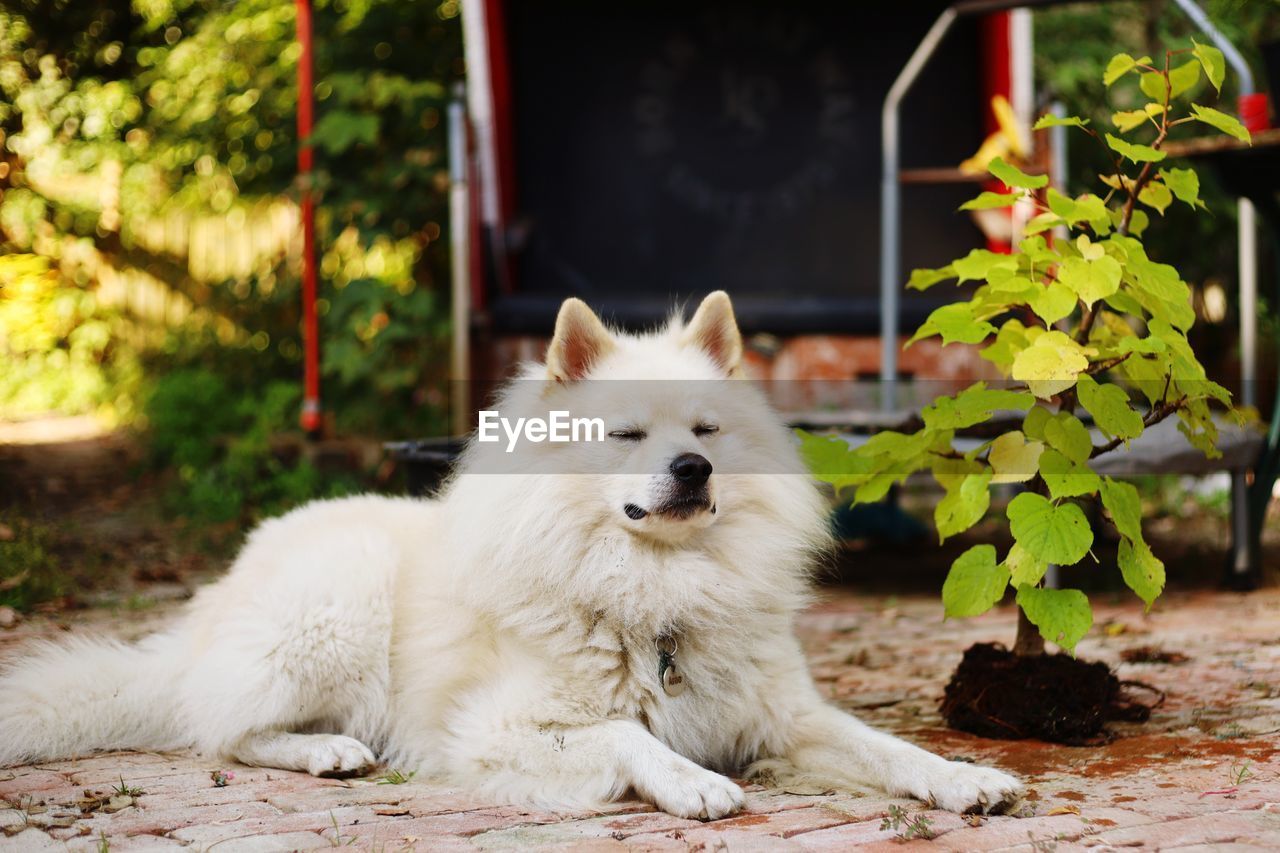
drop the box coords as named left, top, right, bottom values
left=656, top=635, right=687, bottom=697
left=661, top=661, right=687, bottom=697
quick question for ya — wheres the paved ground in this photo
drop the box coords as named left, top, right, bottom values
left=2, top=588, right=1279, bottom=852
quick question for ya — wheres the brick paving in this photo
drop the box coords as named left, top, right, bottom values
left=2, top=588, right=1279, bottom=851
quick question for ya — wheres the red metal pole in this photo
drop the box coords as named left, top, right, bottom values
left=296, top=0, right=321, bottom=435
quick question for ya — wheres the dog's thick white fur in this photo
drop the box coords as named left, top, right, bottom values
left=0, top=293, right=1021, bottom=818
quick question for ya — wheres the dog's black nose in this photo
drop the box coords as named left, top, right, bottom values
left=670, top=453, right=712, bottom=487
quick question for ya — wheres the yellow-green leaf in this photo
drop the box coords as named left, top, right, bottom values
left=1058, top=255, right=1122, bottom=307
left=1008, top=492, right=1093, bottom=566
left=1104, top=53, right=1152, bottom=86
left=936, top=470, right=993, bottom=542
left=988, top=156, right=1048, bottom=190
left=1034, top=114, right=1090, bottom=130
left=1112, top=103, right=1164, bottom=132
left=1039, top=447, right=1102, bottom=499
left=1011, top=331, right=1091, bottom=399
left=1192, top=40, right=1225, bottom=93
left=1100, top=476, right=1144, bottom=543
left=1077, top=373, right=1144, bottom=440
left=1044, top=412, right=1093, bottom=464
left=1029, top=280, right=1078, bottom=326
left=989, top=430, right=1044, bottom=484
left=1106, top=133, right=1167, bottom=163
left=942, top=544, right=1009, bottom=618
left=1118, top=538, right=1165, bottom=610
left=960, top=191, right=1024, bottom=211
left=1139, top=60, right=1200, bottom=100
left=1189, top=103, right=1251, bottom=144
left=907, top=265, right=957, bottom=291
left=1016, top=585, right=1093, bottom=654
left=1003, top=543, right=1047, bottom=587
left=1158, top=167, right=1201, bottom=208
left=1138, top=180, right=1173, bottom=215
left=922, top=382, right=1036, bottom=430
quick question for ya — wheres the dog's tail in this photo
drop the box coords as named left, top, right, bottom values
left=0, top=632, right=188, bottom=767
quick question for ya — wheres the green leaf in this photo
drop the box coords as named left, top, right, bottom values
left=1039, top=448, right=1102, bottom=499
left=796, top=430, right=872, bottom=490
left=1058, top=255, right=1122, bottom=308
left=907, top=303, right=996, bottom=347
left=1118, top=538, right=1165, bottom=610
left=1139, top=60, right=1200, bottom=100
left=1003, top=543, right=1048, bottom=587
left=959, top=191, right=1024, bottom=211
left=1076, top=374, right=1144, bottom=440
left=1100, top=476, right=1144, bottom=543
left=1016, top=585, right=1093, bottom=654
left=989, top=431, right=1044, bottom=484
left=942, top=544, right=1009, bottom=618
left=953, top=249, right=1019, bottom=284
left=1034, top=114, right=1090, bottom=130
left=907, top=265, right=957, bottom=291
left=1127, top=209, right=1151, bottom=237
left=988, top=156, right=1048, bottom=190
left=1008, top=492, right=1093, bottom=565
left=1189, top=103, right=1251, bottom=144
left=1024, top=212, right=1064, bottom=235
left=1112, top=103, right=1164, bottom=132
left=921, top=382, right=1036, bottom=431
left=1106, top=133, right=1167, bottom=163
left=1011, top=331, right=1091, bottom=399
left=1158, top=167, right=1201, bottom=208
left=1192, top=40, right=1225, bottom=92
left=1138, top=180, right=1173, bottom=215
left=1104, top=53, right=1152, bottom=86
left=1044, top=412, right=1093, bottom=464
left=1029, top=280, right=1078, bottom=326
left=935, top=470, right=993, bottom=542
left=1023, top=405, right=1051, bottom=441
left=309, top=111, right=380, bottom=155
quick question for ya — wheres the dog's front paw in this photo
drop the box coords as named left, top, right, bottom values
left=915, top=761, right=1023, bottom=814
left=304, top=735, right=376, bottom=778
left=648, top=761, right=745, bottom=820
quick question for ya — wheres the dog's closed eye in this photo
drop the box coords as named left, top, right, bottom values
left=693, top=423, right=719, bottom=437
left=609, top=428, right=646, bottom=442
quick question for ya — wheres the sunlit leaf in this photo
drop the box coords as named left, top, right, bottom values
left=988, top=156, right=1049, bottom=190
left=1106, top=133, right=1167, bottom=163
left=989, top=430, right=1044, bottom=484
left=1118, top=538, right=1165, bottom=609
left=1189, top=103, right=1251, bottom=144
left=1008, top=492, right=1093, bottom=566
left=942, top=545, right=1008, bottom=618
left=1016, top=585, right=1093, bottom=653
left=1192, top=40, right=1225, bottom=92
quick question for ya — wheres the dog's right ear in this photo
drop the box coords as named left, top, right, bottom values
left=546, top=298, right=615, bottom=382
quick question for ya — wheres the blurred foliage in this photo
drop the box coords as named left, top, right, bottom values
left=0, top=0, right=460, bottom=439
left=0, top=254, right=142, bottom=419
left=1034, top=0, right=1280, bottom=292
left=144, top=367, right=361, bottom=523
left=0, top=513, right=64, bottom=611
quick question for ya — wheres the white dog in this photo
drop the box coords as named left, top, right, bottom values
left=0, top=292, right=1021, bottom=818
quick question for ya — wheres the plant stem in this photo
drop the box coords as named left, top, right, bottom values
left=1014, top=606, right=1046, bottom=657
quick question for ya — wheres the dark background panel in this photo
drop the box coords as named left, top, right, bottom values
left=498, top=0, right=986, bottom=332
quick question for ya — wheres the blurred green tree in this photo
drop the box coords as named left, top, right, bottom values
left=0, top=0, right=460, bottom=436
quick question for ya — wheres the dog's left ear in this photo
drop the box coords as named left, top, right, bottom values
left=546, top=298, right=615, bottom=382
left=682, top=291, right=743, bottom=376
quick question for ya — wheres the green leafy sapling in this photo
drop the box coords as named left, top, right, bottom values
left=801, top=44, right=1250, bottom=657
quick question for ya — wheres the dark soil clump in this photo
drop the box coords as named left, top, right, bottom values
left=941, top=642, right=1162, bottom=745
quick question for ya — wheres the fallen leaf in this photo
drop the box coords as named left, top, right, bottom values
left=1047, top=805, right=1081, bottom=816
